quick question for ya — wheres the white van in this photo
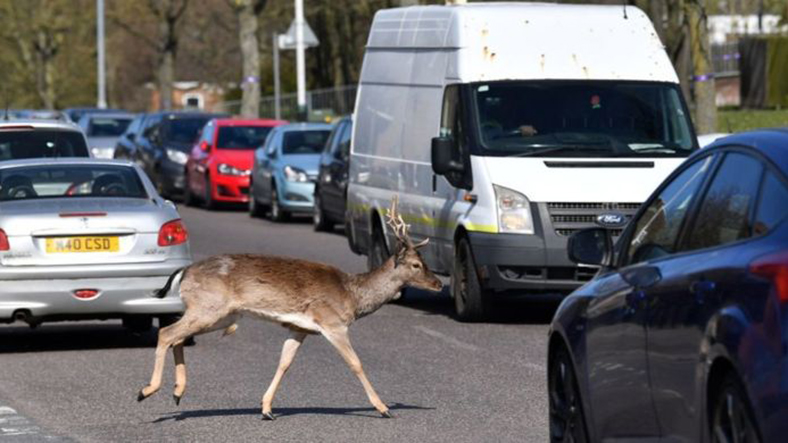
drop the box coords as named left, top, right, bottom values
left=346, top=3, right=699, bottom=321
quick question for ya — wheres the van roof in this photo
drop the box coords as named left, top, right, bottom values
left=365, top=3, right=677, bottom=83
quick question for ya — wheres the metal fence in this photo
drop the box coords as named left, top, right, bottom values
left=220, top=85, right=358, bottom=122
left=712, top=42, right=740, bottom=77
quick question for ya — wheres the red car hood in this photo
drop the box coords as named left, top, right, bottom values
left=212, top=149, right=254, bottom=170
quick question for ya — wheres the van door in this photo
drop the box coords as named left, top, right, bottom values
left=432, top=85, right=471, bottom=274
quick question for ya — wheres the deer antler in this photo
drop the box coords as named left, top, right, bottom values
left=386, top=196, right=429, bottom=249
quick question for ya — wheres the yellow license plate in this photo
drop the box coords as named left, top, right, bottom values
left=45, top=236, right=119, bottom=253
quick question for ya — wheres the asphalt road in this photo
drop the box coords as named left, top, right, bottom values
left=0, top=205, right=557, bottom=442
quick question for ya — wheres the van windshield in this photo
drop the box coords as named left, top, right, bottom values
left=473, top=81, right=696, bottom=157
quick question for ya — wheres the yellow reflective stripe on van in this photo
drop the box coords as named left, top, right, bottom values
left=347, top=202, right=497, bottom=233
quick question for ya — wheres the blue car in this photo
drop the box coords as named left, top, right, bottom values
left=249, top=123, right=332, bottom=221
left=548, top=129, right=788, bottom=442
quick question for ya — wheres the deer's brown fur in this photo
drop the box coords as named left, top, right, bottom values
left=137, top=197, right=442, bottom=419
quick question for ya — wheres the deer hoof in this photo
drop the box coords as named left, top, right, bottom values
left=380, top=410, right=393, bottom=419
left=137, top=390, right=147, bottom=402
left=173, top=394, right=182, bottom=406
left=261, top=411, right=276, bottom=421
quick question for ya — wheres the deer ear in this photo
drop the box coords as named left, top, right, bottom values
left=394, top=245, right=408, bottom=268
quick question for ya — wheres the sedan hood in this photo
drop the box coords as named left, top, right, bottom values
left=213, top=150, right=254, bottom=170
left=280, top=154, right=320, bottom=175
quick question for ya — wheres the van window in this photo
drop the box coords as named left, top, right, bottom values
left=473, top=80, right=696, bottom=158
left=439, top=85, right=469, bottom=187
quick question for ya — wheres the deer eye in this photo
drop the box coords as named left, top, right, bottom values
left=411, top=263, right=421, bottom=270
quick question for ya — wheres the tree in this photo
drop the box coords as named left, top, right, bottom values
left=111, top=0, right=190, bottom=110
left=686, top=0, right=717, bottom=134
left=229, top=0, right=267, bottom=117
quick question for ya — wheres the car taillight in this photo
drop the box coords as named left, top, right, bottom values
left=750, top=251, right=788, bottom=303
left=0, top=229, right=9, bottom=251
left=158, top=219, right=188, bottom=247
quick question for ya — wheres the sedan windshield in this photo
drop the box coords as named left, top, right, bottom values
left=282, top=130, right=330, bottom=155
left=88, top=117, right=132, bottom=137
left=474, top=81, right=696, bottom=157
left=163, top=118, right=211, bottom=144
left=217, top=126, right=273, bottom=150
left=0, top=130, right=89, bottom=159
left=0, top=164, right=147, bottom=201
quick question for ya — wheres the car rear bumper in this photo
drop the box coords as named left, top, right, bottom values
left=0, top=274, right=185, bottom=322
left=211, top=174, right=250, bottom=203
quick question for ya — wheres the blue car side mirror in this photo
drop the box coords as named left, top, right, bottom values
left=621, top=266, right=662, bottom=289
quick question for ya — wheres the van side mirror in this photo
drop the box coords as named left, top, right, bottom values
left=568, top=228, right=613, bottom=267
left=431, top=136, right=463, bottom=175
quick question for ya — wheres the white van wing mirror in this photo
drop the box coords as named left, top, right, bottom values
left=431, top=136, right=464, bottom=175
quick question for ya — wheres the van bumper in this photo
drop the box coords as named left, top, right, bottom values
left=467, top=232, right=595, bottom=294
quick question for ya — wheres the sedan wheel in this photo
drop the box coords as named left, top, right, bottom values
left=711, top=374, right=760, bottom=443
left=549, top=346, right=589, bottom=443
left=313, top=193, right=332, bottom=232
left=203, top=175, right=216, bottom=210
left=269, top=187, right=289, bottom=222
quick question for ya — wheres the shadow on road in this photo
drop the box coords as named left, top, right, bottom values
left=395, top=288, right=562, bottom=325
left=152, top=402, right=434, bottom=422
left=0, top=323, right=156, bottom=353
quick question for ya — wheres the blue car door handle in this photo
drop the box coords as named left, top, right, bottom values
left=690, top=280, right=716, bottom=304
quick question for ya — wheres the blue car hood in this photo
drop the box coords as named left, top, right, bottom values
left=279, top=154, right=320, bottom=174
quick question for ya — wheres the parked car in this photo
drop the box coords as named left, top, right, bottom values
left=249, top=123, right=332, bottom=221
left=0, top=120, right=90, bottom=159
left=130, top=111, right=227, bottom=198
left=77, top=112, right=135, bottom=159
left=346, top=3, right=699, bottom=321
left=112, top=113, right=147, bottom=162
left=313, top=116, right=352, bottom=231
left=63, top=107, right=125, bottom=124
left=184, top=118, right=286, bottom=209
left=10, top=109, right=69, bottom=122
left=0, top=158, right=191, bottom=331
left=548, top=129, right=788, bottom=442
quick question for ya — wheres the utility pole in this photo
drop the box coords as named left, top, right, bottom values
left=273, top=33, right=281, bottom=120
left=295, top=0, right=306, bottom=120
left=97, top=0, right=107, bottom=109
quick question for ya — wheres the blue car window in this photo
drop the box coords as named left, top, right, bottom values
left=627, top=155, right=714, bottom=264
left=684, top=152, right=762, bottom=251
left=754, top=171, right=788, bottom=236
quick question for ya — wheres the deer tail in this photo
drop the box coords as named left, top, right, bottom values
left=154, top=267, right=188, bottom=299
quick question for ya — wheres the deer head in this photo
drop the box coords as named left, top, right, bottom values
left=385, top=197, right=443, bottom=292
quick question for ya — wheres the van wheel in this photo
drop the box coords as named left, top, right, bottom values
left=710, top=372, right=760, bottom=443
left=452, top=237, right=490, bottom=322
left=313, top=193, right=332, bottom=232
left=270, top=187, right=289, bottom=222
left=367, top=223, right=389, bottom=271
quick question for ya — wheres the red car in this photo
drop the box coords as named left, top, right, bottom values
left=184, top=118, right=286, bottom=208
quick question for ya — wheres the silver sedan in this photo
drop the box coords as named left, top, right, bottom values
left=0, top=158, right=190, bottom=330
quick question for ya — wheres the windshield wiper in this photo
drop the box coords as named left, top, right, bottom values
left=511, top=145, right=614, bottom=157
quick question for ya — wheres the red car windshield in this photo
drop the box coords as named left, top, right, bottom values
left=216, top=126, right=274, bottom=150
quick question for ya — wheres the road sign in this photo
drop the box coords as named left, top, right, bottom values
left=278, top=19, right=319, bottom=50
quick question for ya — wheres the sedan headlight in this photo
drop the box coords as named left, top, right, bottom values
left=166, top=149, right=189, bottom=165
left=218, top=163, right=251, bottom=176
left=494, top=184, right=534, bottom=234
left=283, top=165, right=309, bottom=182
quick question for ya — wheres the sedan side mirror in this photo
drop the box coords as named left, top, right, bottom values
left=431, top=137, right=464, bottom=175
left=568, top=228, right=613, bottom=267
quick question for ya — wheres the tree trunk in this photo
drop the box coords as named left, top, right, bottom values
left=158, top=48, right=174, bottom=110
left=686, top=0, right=717, bottom=134
left=237, top=0, right=260, bottom=117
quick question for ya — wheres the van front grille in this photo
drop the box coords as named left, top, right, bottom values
left=546, top=202, right=640, bottom=237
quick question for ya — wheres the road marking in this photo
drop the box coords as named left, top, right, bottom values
left=413, top=325, right=479, bottom=352
left=0, top=405, right=66, bottom=441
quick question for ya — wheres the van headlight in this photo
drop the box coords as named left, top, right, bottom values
left=166, top=149, right=189, bottom=165
left=283, top=165, right=309, bottom=182
left=494, top=185, right=534, bottom=234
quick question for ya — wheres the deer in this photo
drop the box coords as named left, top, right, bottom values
left=136, top=197, right=443, bottom=420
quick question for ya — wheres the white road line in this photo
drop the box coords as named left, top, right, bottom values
left=413, top=325, right=480, bottom=352
left=0, top=404, right=65, bottom=441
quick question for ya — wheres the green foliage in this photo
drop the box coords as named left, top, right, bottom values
left=717, top=108, right=788, bottom=132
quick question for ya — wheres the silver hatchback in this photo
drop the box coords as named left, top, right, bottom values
left=0, top=158, right=190, bottom=329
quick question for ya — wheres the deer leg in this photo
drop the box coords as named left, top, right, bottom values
left=261, top=331, right=307, bottom=420
left=323, top=328, right=392, bottom=418
left=138, top=311, right=234, bottom=402
left=172, top=343, right=186, bottom=405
